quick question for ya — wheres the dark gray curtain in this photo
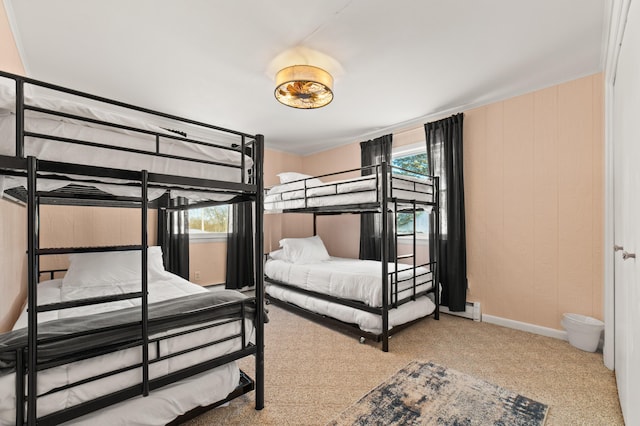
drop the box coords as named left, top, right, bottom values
left=359, top=134, right=396, bottom=261
left=157, top=194, right=190, bottom=280
left=425, top=113, right=467, bottom=311
left=225, top=201, right=254, bottom=289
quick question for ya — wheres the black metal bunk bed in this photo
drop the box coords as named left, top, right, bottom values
left=264, top=163, right=439, bottom=352
left=0, top=71, right=265, bottom=425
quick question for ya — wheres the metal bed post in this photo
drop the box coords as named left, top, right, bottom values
left=141, top=170, right=150, bottom=396
left=240, top=135, right=246, bottom=185
left=433, top=177, right=440, bottom=320
left=254, top=135, right=265, bottom=410
left=15, top=78, right=24, bottom=158
left=381, top=161, right=389, bottom=352
left=313, top=213, right=317, bottom=236
left=412, top=200, right=417, bottom=299
left=393, top=199, right=398, bottom=308
left=26, top=156, right=38, bottom=425
left=15, top=349, right=24, bottom=425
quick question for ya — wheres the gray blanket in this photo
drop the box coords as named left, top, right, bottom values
left=0, top=289, right=257, bottom=373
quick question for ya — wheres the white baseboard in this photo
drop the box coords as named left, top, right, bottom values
left=440, top=301, right=482, bottom=322
left=482, top=314, right=568, bottom=341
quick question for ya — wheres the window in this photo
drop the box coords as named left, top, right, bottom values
left=188, top=205, right=230, bottom=241
left=392, top=143, right=429, bottom=240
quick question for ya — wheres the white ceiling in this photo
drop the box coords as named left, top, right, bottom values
left=5, top=0, right=608, bottom=155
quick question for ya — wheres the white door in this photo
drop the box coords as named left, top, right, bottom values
left=613, top=1, right=640, bottom=423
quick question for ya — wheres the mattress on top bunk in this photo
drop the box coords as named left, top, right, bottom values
left=0, top=174, right=239, bottom=203
left=266, top=283, right=435, bottom=334
left=264, top=173, right=433, bottom=210
left=264, top=256, right=434, bottom=308
left=0, top=249, right=254, bottom=424
left=0, top=85, right=254, bottom=189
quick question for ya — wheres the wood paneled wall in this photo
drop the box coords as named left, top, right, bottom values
left=0, top=1, right=26, bottom=332
left=39, top=205, right=158, bottom=273
left=264, top=148, right=311, bottom=252
left=189, top=241, right=226, bottom=285
left=0, top=200, right=27, bottom=331
left=465, top=73, right=604, bottom=329
left=0, top=2, right=24, bottom=76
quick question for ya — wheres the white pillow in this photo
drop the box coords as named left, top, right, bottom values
left=277, top=172, right=316, bottom=184
left=62, top=246, right=167, bottom=287
left=279, top=236, right=330, bottom=264
left=269, top=249, right=289, bottom=261
left=268, top=172, right=323, bottom=196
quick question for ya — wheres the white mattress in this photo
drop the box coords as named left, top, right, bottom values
left=0, top=274, right=253, bottom=424
left=264, top=173, right=434, bottom=211
left=266, top=284, right=435, bottom=334
left=0, top=86, right=253, bottom=201
left=64, top=363, right=239, bottom=426
left=264, top=256, right=434, bottom=307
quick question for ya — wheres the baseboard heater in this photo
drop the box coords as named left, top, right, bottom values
left=439, top=301, right=481, bottom=322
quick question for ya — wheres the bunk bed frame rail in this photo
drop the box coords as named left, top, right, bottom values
left=1, top=70, right=257, bottom=178
left=265, top=163, right=435, bottom=214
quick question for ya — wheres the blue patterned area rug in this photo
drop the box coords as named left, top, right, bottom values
left=328, top=361, right=548, bottom=426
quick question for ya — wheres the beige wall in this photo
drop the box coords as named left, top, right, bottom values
left=302, top=143, right=360, bottom=257
left=189, top=241, right=226, bottom=285
left=0, top=200, right=27, bottom=331
left=465, top=73, right=604, bottom=329
left=264, top=148, right=311, bottom=252
left=0, top=2, right=26, bottom=332
left=39, top=205, right=158, bottom=273
left=0, top=3, right=24, bottom=76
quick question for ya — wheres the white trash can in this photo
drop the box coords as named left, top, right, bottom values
left=561, top=313, right=604, bottom=352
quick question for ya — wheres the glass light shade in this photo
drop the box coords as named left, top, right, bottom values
left=274, top=65, right=334, bottom=109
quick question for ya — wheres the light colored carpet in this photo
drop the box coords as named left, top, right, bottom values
left=184, top=306, right=623, bottom=426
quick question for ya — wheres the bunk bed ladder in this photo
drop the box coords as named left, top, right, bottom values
left=23, top=163, right=152, bottom=425
left=392, top=199, right=418, bottom=308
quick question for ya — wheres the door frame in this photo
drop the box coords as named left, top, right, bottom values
left=603, top=0, right=632, bottom=371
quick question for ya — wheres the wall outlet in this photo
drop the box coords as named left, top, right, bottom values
left=194, top=271, right=201, bottom=281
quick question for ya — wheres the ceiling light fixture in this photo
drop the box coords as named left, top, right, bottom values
left=274, top=65, right=334, bottom=109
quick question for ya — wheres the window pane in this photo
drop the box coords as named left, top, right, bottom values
left=397, top=211, right=428, bottom=234
left=392, top=152, right=428, bottom=177
left=188, top=205, right=229, bottom=233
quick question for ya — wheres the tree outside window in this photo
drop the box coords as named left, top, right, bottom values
left=188, top=205, right=230, bottom=239
left=392, top=148, right=429, bottom=237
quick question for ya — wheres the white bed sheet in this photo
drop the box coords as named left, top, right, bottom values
left=264, top=173, right=433, bottom=211
left=266, top=283, right=435, bottom=334
left=0, top=86, right=254, bottom=201
left=0, top=115, right=252, bottom=182
left=0, top=274, right=253, bottom=424
left=264, top=256, right=434, bottom=308
left=64, top=363, right=239, bottom=426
